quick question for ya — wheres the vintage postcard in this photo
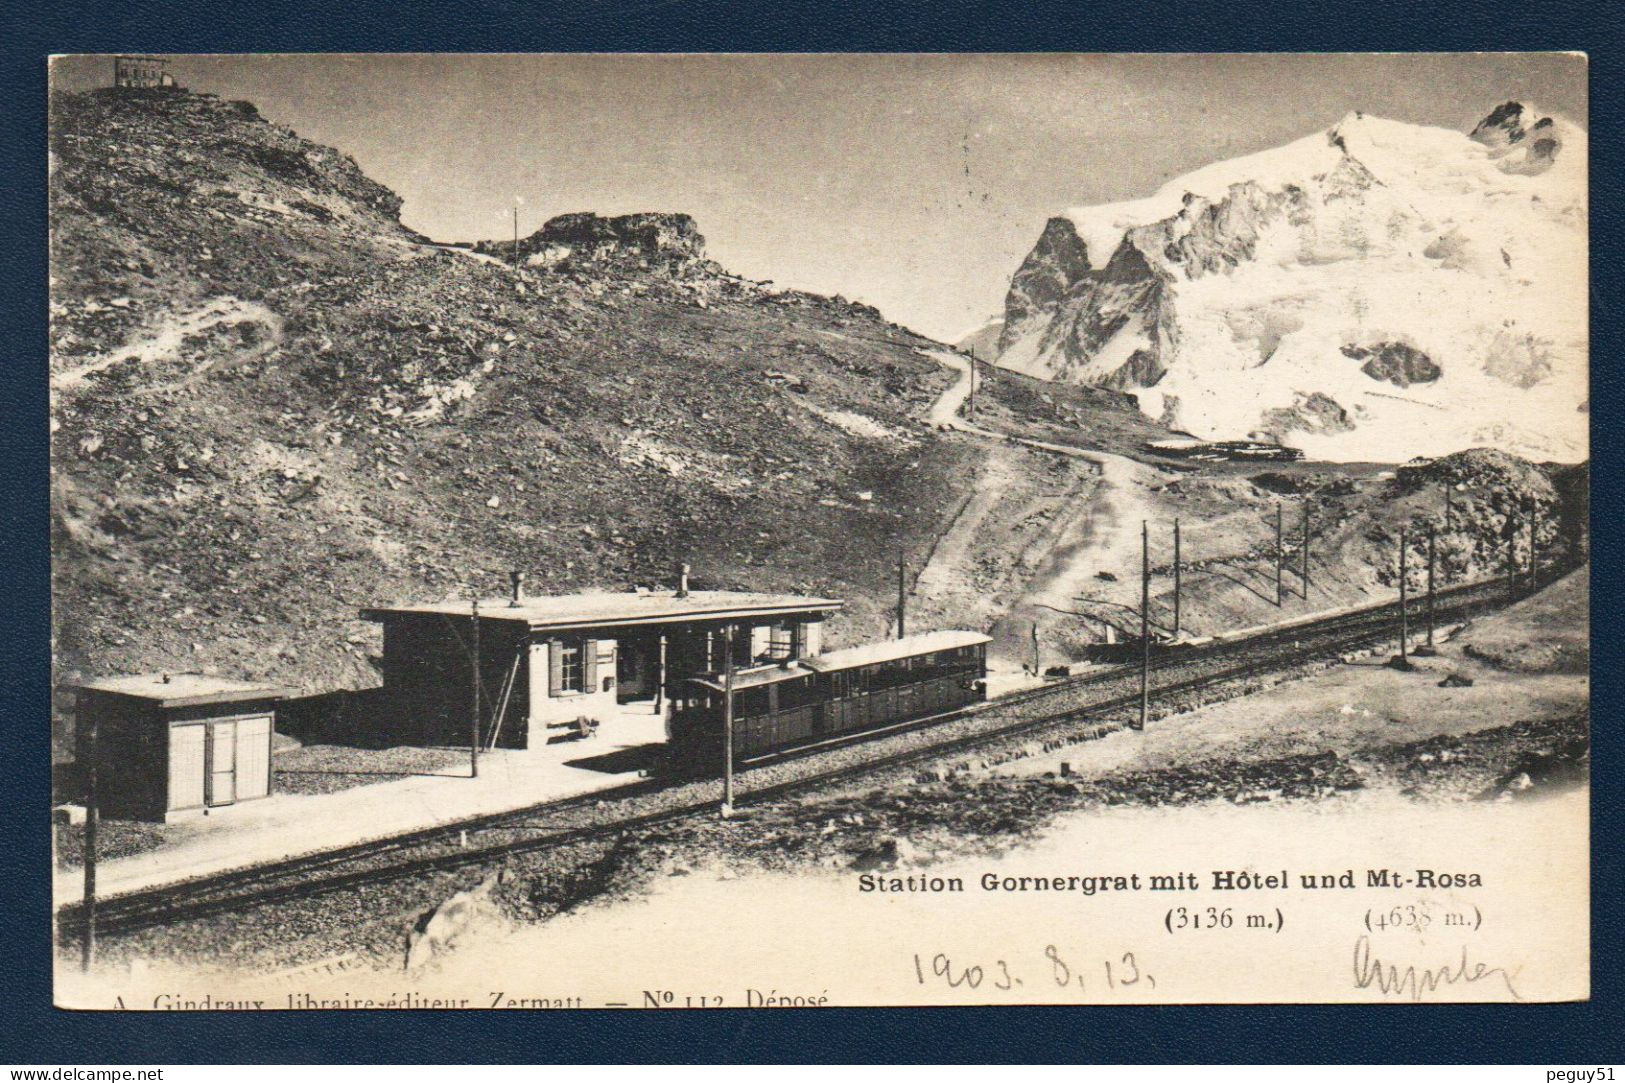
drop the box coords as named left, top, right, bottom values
left=48, top=52, right=1588, bottom=1008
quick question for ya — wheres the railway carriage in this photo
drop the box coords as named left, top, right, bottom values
left=668, top=629, right=991, bottom=762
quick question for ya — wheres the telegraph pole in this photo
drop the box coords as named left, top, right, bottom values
left=80, top=714, right=98, bottom=972
left=1301, top=507, right=1311, bottom=599
left=1275, top=503, right=1284, bottom=606
left=896, top=548, right=907, bottom=640
left=1528, top=496, right=1538, bottom=594
left=966, top=355, right=976, bottom=420
left=1418, top=521, right=1437, bottom=655
left=470, top=598, right=481, bottom=779
left=512, top=206, right=520, bottom=269
left=1398, top=525, right=1410, bottom=666
left=1138, top=520, right=1150, bottom=731
left=721, top=623, right=736, bottom=817
left=1172, top=518, right=1182, bottom=639
left=1423, top=523, right=1436, bottom=650
left=1506, top=517, right=1518, bottom=599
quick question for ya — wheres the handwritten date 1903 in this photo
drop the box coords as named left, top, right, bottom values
left=912, top=947, right=1156, bottom=995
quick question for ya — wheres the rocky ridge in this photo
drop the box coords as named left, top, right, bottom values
left=47, top=88, right=987, bottom=712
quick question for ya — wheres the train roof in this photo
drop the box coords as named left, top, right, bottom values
left=801, top=629, right=992, bottom=673
left=685, top=630, right=991, bottom=693
left=688, top=663, right=816, bottom=693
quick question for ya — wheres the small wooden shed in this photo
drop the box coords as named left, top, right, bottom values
left=69, top=674, right=288, bottom=822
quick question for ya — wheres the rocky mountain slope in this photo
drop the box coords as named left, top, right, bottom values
left=48, top=87, right=1022, bottom=697
left=995, top=102, right=1588, bottom=464
left=948, top=367, right=1588, bottom=662
left=48, top=87, right=1586, bottom=725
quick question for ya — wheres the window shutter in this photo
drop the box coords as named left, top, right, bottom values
left=548, top=639, right=563, bottom=696
left=583, top=639, right=599, bottom=692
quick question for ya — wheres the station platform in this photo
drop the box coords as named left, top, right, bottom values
left=53, top=705, right=669, bottom=906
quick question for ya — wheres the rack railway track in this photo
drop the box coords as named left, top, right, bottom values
left=58, top=572, right=1544, bottom=942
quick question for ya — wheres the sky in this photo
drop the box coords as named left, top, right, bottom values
left=51, top=53, right=1587, bottom=342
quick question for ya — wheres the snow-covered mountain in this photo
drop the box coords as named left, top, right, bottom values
left=996, top=102, right=1587, bottom=463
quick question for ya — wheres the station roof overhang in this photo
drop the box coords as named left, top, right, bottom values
left=361, top=590, right=844, bottom=635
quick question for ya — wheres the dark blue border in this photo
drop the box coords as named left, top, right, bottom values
left=4, top=0, right=1620, bottom=1063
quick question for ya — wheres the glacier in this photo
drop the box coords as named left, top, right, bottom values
left=994, top=103, right=1588, bottom=463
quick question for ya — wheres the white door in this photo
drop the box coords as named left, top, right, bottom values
left=234, top=715, right=272, bottom=800
left=168, top=724, right=206, bottom=811
left=207, top=720, right=237, bottom=806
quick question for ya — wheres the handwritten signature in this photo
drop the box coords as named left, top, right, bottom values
left=1352, top=935, right=1522, bottom=1001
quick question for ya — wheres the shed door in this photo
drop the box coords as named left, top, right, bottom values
left=207, top=720, right=237, bottom=806
left=234, top=715, right=272, bottom=800
left=168, top=724, right=207, bottom=811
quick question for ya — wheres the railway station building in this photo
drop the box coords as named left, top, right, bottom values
left=361, top=576, right=844, bottom=750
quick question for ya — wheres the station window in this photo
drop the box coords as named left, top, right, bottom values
left=558, top=640, right=584, bottom=693
left=766, top=621, right=797, bottom=660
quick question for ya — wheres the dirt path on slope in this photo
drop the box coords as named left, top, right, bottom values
left=408, top=241, right=512, bottom=268
left=921, top=348, right=973, bottom=426
left=916, top=349, right=1163, bottom=670
left=51, top=296, right=284, bottom=393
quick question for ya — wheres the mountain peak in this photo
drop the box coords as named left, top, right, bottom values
left=995, top=99, right=1588, bottom=463
left=1471, top=100, right=1536, bottom=147
left=1469, top=100, right=1573, bottom=176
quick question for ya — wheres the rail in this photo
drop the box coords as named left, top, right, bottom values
left=55, top=567, right=1555, bottom=943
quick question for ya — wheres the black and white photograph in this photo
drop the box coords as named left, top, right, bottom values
left=46, top=52, right=1588, bottom=1008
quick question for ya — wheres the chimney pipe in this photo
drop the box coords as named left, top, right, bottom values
left=676, top=563, right=690, bottom=598
left=509, top=571, right=525, bottom=607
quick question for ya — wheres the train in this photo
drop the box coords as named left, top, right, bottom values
left=666, top=629, right=992, bottom=763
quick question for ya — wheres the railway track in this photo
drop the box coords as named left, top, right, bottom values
left=59, top=571, right=1543, bottom=942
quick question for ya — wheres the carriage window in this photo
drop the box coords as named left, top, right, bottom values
left=779, top=677, right=813, bottom=710
left=736, top=687, right=770, bottom=716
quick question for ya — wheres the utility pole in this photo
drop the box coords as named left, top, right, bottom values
left=1275, top=503, right=1284, bottom=606
left=1398, top=525, right=1410, bottom=666
left=1418, top=521, right=1437, bottom=655
left=654, top=634, right=667, bottom=717
left=966, top=355, right=976, bottom=420
left=1528, top=496, right=1538, bottom=594
left=80, top=713, right=98, bottom=972
left=896, top=547, right=907, bottom=640
left=1506, top=516, right=1518, bottom=599
left=470, top=598, right=481, bottom=779
left=512, top=206, right=520, bottom=269
left=1138, top=520, right=1150, bottom=732
left=721, top=623, right=736, bottom=817
left=1301, top=506, right=1311, bottom=599
left=1172, top=518, right=1182, bottom=640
